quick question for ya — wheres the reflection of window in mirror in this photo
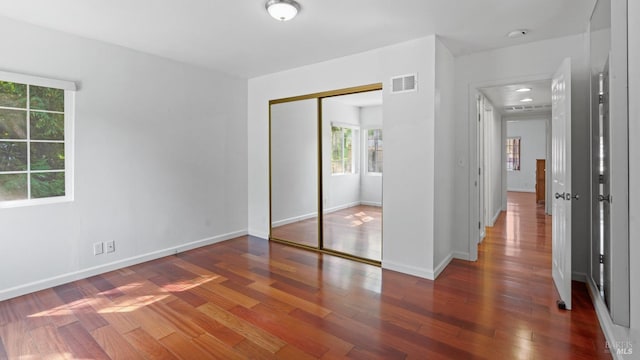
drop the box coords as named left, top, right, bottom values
left=331, top=125, right=358, bottom=175
left=367, top=129, right=383, bottom=174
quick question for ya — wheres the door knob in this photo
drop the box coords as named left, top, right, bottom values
left=598, top=194, right=611, bottom=203
left=555, top=192, right=566, bottom=200
left=570, top=193, right=580, bottom=200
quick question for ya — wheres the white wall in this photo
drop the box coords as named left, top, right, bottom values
left=506, top=119, right=547, bottom=192
left=270, top=99, right=318, bottom=224
left=360, top=105, right=383, bottom=206
left=0, top=17, right=248, bottom=300
left=454, top=34, right=591, bottom=277
left=249, top=36, right=445, bottom=279
left=433, top=39, right=456, bottom=272
left=322, top=100, right=361, bottom=211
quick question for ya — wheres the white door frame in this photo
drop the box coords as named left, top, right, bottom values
left=467, top=74, right=553, bottom=261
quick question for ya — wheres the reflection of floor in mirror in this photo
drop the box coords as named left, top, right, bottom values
left=271, top=205, right=382, bottom=261
left=271, top=217, right=319, bottom=248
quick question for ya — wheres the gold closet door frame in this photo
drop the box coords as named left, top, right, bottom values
left=269, top=83, right=383, bottom=266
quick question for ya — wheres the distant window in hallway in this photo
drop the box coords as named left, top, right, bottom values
left=506, top=137, right=521, bottom=171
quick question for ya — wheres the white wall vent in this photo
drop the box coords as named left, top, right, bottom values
left=390, top=73, right=417, bottom=93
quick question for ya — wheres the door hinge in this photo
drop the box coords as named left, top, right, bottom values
left=478, top=221, right=481, bottom=229
left=599, top=254, right=605, bottom=264
left=599, top=94, right=605, bottom=104
left=599, top=174, right=605, bottom=184
left=478, top=114, right=481, bottom=122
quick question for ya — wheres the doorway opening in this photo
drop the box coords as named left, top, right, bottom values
left=475, top=79, right=553, bottom=246
left=471, top=59, right=574, bottom=309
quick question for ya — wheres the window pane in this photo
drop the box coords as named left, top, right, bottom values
left=0, top=173, right=27, bottom=201
left=0, top=109, right=27, bottom=139
left=368, top=129, right=383, bottom=173
left=343, top=128, right=352, bottom=173
left=31, top=172, right=65, bottom=198
left=0, top=81, right=27, bottom=108
left=30, top=111, right=64, bottom=140
left=31, top=142, right=65, bottom=170
left=331, top=126, right=343, bottom=173
left=30, top=86, right=64, bottom=112
left=0, top=141, right=27, bottom=171
left=506, top=137, right=521, bottom=171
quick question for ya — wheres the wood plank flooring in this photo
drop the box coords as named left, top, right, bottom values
left=0, top=192, right=610, bottom=359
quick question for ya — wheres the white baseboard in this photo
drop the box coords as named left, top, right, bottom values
left=488, top=209, right=503, bottom=227
left=0, top=229, right=247, bottom=301
left=572, top=271, right=587, bottom=283
left=248, top=229, right=269, bottom=240
left=324, top=201, right=361, bottom=214
left=586, top=277, right=638, bottom=359
left=359, top=201, right=382, bottom=207
left=272, top=212, right=317, bottom=227
left=382, top=260, right=434, bottom=280
left=434, top=253, right=453, bottom=279
left=453, top=251, right=470, bottom=261
left=507, top=188, right=535, bottom=193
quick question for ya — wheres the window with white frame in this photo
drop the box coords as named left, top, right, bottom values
left=331, top=125, right=357, bottom=174
left=506, top=137, right=521, bottom=171
left=0, top=71, right=75, bottom=207
left=366, top=129, right=383, bottom=174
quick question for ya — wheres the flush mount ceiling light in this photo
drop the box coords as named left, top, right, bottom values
left=515, top=87, right=532, bottom=92
left=266, top=0, right=301, bottom=21
left=520, top=98, right=534, bottom=102
left=507, top=29, right=529, bottom=38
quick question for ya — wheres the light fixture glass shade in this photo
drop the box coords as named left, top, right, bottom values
left=266, top=0, right=300, bottom=21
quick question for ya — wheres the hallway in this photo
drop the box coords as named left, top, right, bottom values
left=444, top=191, right=609, bottom=358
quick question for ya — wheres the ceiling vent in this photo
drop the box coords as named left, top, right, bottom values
left=504, top=104, right=552, bottom=112
left=391, top=73, right=417, bottom=94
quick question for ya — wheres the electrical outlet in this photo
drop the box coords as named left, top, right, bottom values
left=106, top=241, right=115, bottom=253
left=93, top=242, right=104, bottom=255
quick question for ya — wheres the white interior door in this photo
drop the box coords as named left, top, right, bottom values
left=551, top=58, right=572, bottom=310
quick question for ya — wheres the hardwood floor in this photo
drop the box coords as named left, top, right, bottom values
left=0, top=193, right=609, bottom=359
left=271, top=205, right=382, bottom=261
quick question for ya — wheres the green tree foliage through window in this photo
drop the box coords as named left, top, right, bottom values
left=331, top=126, right=354, bottom=174
left=0, top=80, right=66, bottom=201
left=367, top=129, right=383, bottom=173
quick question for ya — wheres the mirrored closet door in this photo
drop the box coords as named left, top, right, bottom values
left=270, top=98, right=319, bottom=247
left=321, top=91, right=383, bottom=261
left=269, top=85, right=383, bottom=264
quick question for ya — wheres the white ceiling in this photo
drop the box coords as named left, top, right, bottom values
left=481, top=80, right=552, bottom=117
left=0, top=0, right=596, bottom=78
